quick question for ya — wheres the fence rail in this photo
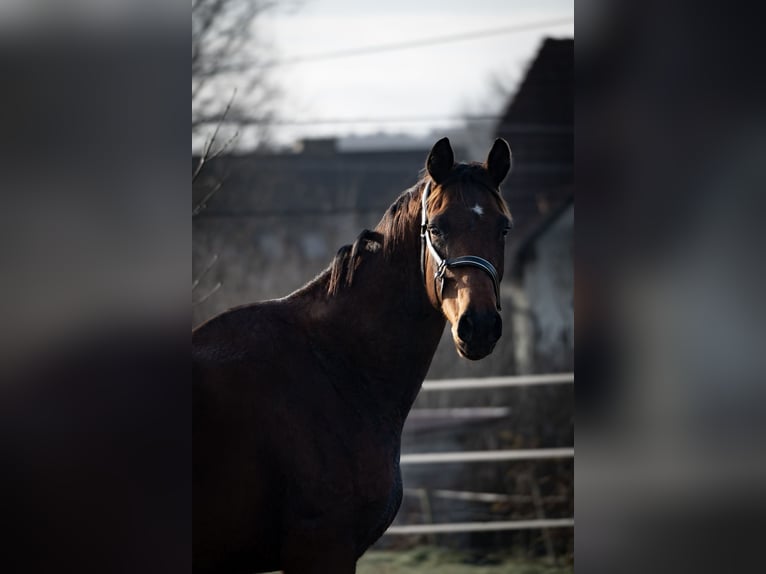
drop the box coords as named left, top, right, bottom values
left=385, top=518, right=574, bottom=535
left=420, top=373, right=573, bottom=391
left=404, top=488, right=569, bottom=504
left=400, top=448, right=574, bottom=464
left=388, top=373, right=574, bottom=537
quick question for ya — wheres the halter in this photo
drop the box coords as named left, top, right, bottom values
left=420, top=181, right=502, bottom=311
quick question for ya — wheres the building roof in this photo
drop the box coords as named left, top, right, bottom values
left=495, top=38, right=573, bottom=266
left=500, top=38, right=573, bottom=128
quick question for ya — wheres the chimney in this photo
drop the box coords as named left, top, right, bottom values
left=294, top=137, right=338, bottom=156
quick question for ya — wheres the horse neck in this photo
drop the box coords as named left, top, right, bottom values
left=303, top=187, right=446, bottom=425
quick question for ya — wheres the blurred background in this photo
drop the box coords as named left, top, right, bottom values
left=193, top=1, right=574, bottom=571
left=2, top=1, right=765, bottom=573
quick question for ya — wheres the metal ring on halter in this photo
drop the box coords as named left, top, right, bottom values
left=419, top=181, right=502, bottom=311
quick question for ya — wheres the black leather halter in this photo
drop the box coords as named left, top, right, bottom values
left=420, top=181, right=502, bottom=311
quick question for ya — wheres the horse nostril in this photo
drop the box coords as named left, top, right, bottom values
left=457, top=314, right=474, bottom=343
left=490, top=313, right=502, bottom=343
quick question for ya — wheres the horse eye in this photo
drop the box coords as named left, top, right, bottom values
left=428, top=225, right=442, bottom=237
left=501, top=226, right=511, bottom=237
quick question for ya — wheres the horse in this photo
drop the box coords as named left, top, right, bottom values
left=193, top=137, right=513, bottom=573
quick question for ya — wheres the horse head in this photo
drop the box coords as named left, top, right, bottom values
left=421, top=137, right=513, bottom=360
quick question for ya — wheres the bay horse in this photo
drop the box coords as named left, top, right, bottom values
left=193, top=137, right=513, bottom=573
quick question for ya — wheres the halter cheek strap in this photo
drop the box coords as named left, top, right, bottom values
left=420, top=181, right=502, bottom=311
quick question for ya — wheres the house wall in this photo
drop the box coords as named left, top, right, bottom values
left=518, top=205, right=574, bottom=373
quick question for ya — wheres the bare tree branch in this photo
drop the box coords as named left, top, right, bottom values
left=193, top=181, right=224, bottom=218
left=193, top=88, right=238, bottom=184
left=193, top=1, right=300, bottom=311
left=192, top=254, right=222, bottom=307
left=192, top=254, right=220, bottom=291
left=193, top=282, right=222, bottom=306
left=192, top=0, right=288, bottom=146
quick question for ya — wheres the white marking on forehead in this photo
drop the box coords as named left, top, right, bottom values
left=471, top=203, right=484, bottom=216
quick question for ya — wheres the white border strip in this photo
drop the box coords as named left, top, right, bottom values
left=385, top=518, right=574, bottom=534
left=421, top=373, right=573, bottom=391
left=400, top=448, right=574, bottom=464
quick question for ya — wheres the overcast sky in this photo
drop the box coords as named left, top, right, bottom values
left=253, top=0, right=573, bottom=146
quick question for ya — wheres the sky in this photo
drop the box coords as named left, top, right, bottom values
left=240, top=0, right=574, bottom=148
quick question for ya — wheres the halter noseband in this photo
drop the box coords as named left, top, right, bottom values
left=420, top=181, right=502, bottom=311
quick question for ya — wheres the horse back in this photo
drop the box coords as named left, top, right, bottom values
left=193, top=300, right=404, bottom=571
left=193, top=302, right=306, bottom=572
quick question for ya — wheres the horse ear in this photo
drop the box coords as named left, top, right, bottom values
left=426, top=137, right=454, bottom=184
left=485, top=138, right=512, bottom=186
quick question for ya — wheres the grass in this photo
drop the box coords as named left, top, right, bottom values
left=357, top=547, right=573, bottom=574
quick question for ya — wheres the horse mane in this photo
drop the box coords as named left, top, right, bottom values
left=326, top=229, right=384, bottom=296
left=325, top=163, right=511, bottom=297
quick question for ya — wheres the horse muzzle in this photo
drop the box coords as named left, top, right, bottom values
left=454, top=309, right=502, bottom=360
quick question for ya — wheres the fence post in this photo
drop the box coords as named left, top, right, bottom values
left=522, top=473, right=557, bottom=565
